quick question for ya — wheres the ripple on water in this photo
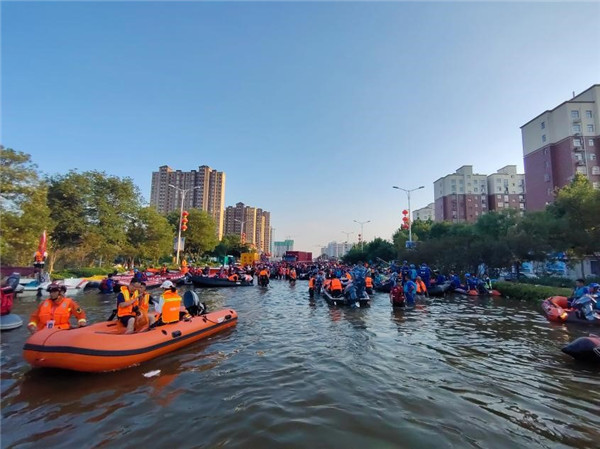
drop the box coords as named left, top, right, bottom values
left=1, top=285, right=598, bottom=449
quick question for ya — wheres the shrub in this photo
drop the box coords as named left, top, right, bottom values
left=495, top=282, right=572, bottom=303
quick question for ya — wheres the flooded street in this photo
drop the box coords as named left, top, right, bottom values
left=1, top=281, right=599, bottom=449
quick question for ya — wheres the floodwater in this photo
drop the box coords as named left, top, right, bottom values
left=1, top=281, right=599, bottom=449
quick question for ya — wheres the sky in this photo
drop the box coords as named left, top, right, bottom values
left=2, top=1, right=599, bottom=252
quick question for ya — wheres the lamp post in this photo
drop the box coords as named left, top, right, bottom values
left=235, top=218, right=246, bottom=243
left=353, top=220, right=370, bottom=251
left=168, top=184, right=201, bottom=265
left=341, top=230, right=354, bottom=243
left=392, top=185, right=424, bottom=246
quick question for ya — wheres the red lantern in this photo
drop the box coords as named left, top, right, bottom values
left=182, top=217, right=188, bottom=224
left=182, top=210, right=189, bottom=217
left=402, top=209, right=408, bottom=215
left=402, top=216, right=409, bottom=222
left=182, top=225, right=188, bottom=232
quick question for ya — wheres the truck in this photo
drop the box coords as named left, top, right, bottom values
left=283, top=251, right=312, bottom=263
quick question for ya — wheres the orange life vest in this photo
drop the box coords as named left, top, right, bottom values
left=289, top=270, right=297, bottom=279
left=139, top=292, right=151, bottom=313
left=309, top=278, right=315, bottom=288
left=117, top=286, right=139, bottom=317
left=330, top=278, right=342, bottom=291
left=365, top=277, right=373, bottom=288
left=34, top=251, right=44, bottom=263
left=28, top=297, right=86, bottom=330
left=161, top=290, right=182, bottom=324
left=416, top=280, right=427, bottom=294
left=228, top=274, right=239, bottom=282
left=259, top=269, right=269, bottom=277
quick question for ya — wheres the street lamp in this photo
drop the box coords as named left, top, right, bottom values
left=235, top=218, right=246, bottom=243
left=353, top=219, right=370, bottom=251
left=168, top=184, right=201, bottom=265
left=392, top=185, right=424, bottom=246
left=341, top=230, right=354, bottom=243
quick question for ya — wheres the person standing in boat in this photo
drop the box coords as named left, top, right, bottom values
left=116, top=280, right=141, bottom=334
left=28, top=283, right=87, bottom=333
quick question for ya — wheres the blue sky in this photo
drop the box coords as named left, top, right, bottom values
left=2, top=1, right=599, bottom=252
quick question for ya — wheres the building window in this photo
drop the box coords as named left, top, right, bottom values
left=496, top=194, right=502, bottom=199
left=541, top=121, right=545, bottom=129
left=459, top=187, right=464, bottom=193
left=545, top=160, right=551, bottom=168
left=497, top=187, right=502, bottom=192
left=593, top=182, right=600, bottom=190
left=544, top=174, right=551, bottom=182
left=519, top=203, right=525, bottom=210
left=574, top=138, right=582, bottom=147
left=498, top=203, right=503, bottom=208
left=542, top=134, right=546, bottom=142
left=573, top=124, right=581, bottom=133
left=577, top=166, right=587, bottom=174
left=590, top=139, right=595, bottom=146
left=590, top=153, right=596, bottom=161
left=474, top=187, right=478, bottom=192
left=593, top=166, right=600, bottom=175
left=587, top=124, right=594, bottom=133
left=586, top=110, right=593, bottom=118
left=571, top=110, right=580, bottom=119
left=504, top=195, right=509, bottom=202
left=543, top=148, right=549, bottom=155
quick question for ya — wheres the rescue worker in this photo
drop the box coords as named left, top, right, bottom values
left=308, top=274, right=316, bottom=298
left=403, top=274, right=417, bottom=307
left=329, top=275, right=343, bottom=298
left=28, top=283, right=87, bottom=333
left=415, top=276, right=428, bottom=297
left=365, top=274, right=374, bottom=295
left=156, top=281, right=184, bottom=325
left=258, top=267, right=270, bottom=287
left=136, top=281, right=156, bottom=329
left=116, top=280, right=141, bottom=334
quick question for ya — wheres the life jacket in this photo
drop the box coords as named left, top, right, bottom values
left=416, top=280, right=427, bottom=294
left=117, top=286, right=139, bottom=317
left=34, top=251, right=44, bottom=263
left=228, top=274, right=239, bottom=282
left=161, top=290, right=182, bottom=324
left=365, top=277, right=373, bottom=288
left=323, top=279, right=331, bottom=289
left=139, top=292, right=151, bottom=313
left=29, top=297, right=86, bottom=330
left=309, top=278, right=315, bottom=288
left=330, top=278, right=343, bottom=291
left=259, top=269, right=268, bottom=277
left=345, top=273, right=352, bottom=281
left=1, top=287, right=14, bottom=315
left=289, top=270, right=297, bottom=280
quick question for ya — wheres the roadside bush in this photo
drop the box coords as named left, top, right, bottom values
left=516, top=275, right=600, bottom=288
left=495, top=282, right=572, bottom=303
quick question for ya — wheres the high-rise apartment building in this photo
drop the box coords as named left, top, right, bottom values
left=434, top=165, right=527, bottom=222
left=223, top=202, right=271, bottom=253
left=413, top=203, right=435, bottom=221
left=150, top=165, right=226, bottom=239
left=487, top=165, right=525, bottom=213
left=321, top=241, right=354, bottom=259
left=521, top=85, right=600, bottom=210
left=434, top=166, right=489, bottom=223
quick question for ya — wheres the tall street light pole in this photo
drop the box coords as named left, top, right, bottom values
left=392, top=185, right=424, bottom=246
left=341, top=230, right=354, bottom=243
left=353, top=219, right=370, bottom=251
left=168, top=184, right=201, bottom=265
left=235, top=218, right=246, bottom=243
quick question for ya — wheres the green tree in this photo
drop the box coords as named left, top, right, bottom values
left=0, top=148, right=52, bottom=265
left=126, top=207, right=174, bottom=265
left=180, top=209, right=219, bottom=257
left=47, top=171, right=142, bottom=267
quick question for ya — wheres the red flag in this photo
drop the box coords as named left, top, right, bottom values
left=34, top=230, right=47, bottom=263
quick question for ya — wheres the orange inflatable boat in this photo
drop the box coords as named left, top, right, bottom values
left=23, top=308, right=237, bottom=372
